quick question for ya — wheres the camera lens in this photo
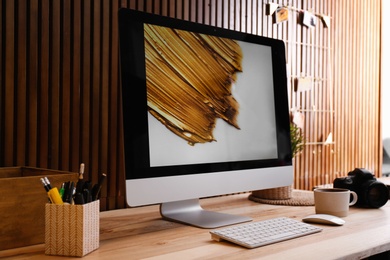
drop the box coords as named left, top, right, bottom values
left=366, top=183, right=389, bottom=208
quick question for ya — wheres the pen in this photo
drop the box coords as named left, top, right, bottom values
left=63, top=181, right=74, bottom=204
left=59, top=182, right=65, bottom=197
left=83, top=189, right=91, bottom=203
left=40, top=177, right=63, bottom=205
left=83, top=181, right=93, bottom=203
left=40, top=178, right=51, bottom=192
left=73, top=163, right=85, bottom=205
left=44, top=177, right=52, bottom=190
left=91, top=173, right=107, bottom=201
left=74, top=192, right=85, bottom=205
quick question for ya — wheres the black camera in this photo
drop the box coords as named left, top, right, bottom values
left=333, top=168, right=389, bottom=208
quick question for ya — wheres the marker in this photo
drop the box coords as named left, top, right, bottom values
left=59, top=182, right=65, bottom=198
left=63, top=181, right=74, bottom=204
left=47, top=187, right=64, bottom=205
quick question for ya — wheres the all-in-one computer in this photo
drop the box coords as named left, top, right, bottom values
left=119, top=8, right=293, bottom=228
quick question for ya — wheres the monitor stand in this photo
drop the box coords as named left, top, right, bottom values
left=160, top=198, right=252, bottom=229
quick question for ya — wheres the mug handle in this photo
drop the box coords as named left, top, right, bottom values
left=349, top=191, right=358, bottom=206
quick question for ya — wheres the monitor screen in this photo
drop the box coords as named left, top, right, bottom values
left=119, top=8, right=293, bottom=228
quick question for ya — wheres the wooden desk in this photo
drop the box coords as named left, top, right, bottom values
left=1, top=193, right=390, bottom=259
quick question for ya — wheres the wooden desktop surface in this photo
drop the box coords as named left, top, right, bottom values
left=2, top=193, right=390, bottom=260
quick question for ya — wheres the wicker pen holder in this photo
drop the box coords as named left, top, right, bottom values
left=45, top=200, right=99, bottom=257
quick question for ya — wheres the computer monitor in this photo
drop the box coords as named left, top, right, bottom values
left=118, top=8, right=293, bottom=229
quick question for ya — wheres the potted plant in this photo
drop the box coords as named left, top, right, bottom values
left=250, top=123, right=306, bottom=200
left=290, top=122, right=305, bottom=157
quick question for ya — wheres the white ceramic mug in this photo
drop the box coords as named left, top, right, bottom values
left=314, top=188, right=358, bottom=217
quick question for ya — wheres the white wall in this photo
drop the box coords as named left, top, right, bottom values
left=383, top=1, right=390, bottom=139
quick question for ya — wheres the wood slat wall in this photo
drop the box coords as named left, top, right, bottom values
left=0, top=0, right=382, bottom=210
left=332, top=0, right=382, bottom=182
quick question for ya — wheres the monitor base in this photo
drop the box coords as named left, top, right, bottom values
left=160, top=199, right=252, bottom=229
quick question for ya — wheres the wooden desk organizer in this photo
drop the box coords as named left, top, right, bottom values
left=0, top=167, right=78, bottom=250
left=45, top=200, right=100, bottom=257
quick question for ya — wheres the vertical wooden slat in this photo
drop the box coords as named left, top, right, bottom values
left=356, top=0, right=362, bottom=168
left=364, top=0, right=370, bottom=168
left=209, top=0, right=216, bottom=26
left=330, top=0, right=336, bottom=182
left=90, top=0, right=101, bottom=181
left=0, top=0, right=3, bottom=166
left=80, top=0, right=91, bottom=179
left=333, top=0, right=340, bottom=179
left=353, top=0, right=358, bottom=167
left=61, top=0, right=71, bottom=170
left=222, top=0, right=228, bottom=29
left=16, top=1, right=27, bottom=166
left=39, top=0, right=50, bottom=168
left=241, top=0, right=247, bottom=33
left=189, top=0, right=196, bottom=23
left=375, top=0, right=381, bottom=170
left=169, top=0, right=176, bottom=18
left=182, top=0, right=190, bottom=21
left=50, top=0, right=61, bottom=169
left=252, top=0, right=257, bottom=35
left=28, top=0, right=39, bottom=166
left=70, top=0, right=82, bottom=170
left=4, top=1, right=15, bottom=166
left=374, top=0, right=382, bottom=172
left=176, top=0, right=183, bottom=19
left=108, top=0, right=124, bottom=209
left=100, top=0, right=110, bottom=179
left=203, top=0, right=210, bottom=25
left=99, top=0, right=110, bottom=208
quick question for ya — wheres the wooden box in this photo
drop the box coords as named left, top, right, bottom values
left=0, top=167, right=78, bottom=250
left=45, top=200, right=100, bottom=257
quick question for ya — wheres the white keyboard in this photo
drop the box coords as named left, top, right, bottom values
left=210, top=217, right=322, bottom=249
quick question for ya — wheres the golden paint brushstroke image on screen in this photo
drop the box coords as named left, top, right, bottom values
left=144, top=24, right=243, bottom=146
